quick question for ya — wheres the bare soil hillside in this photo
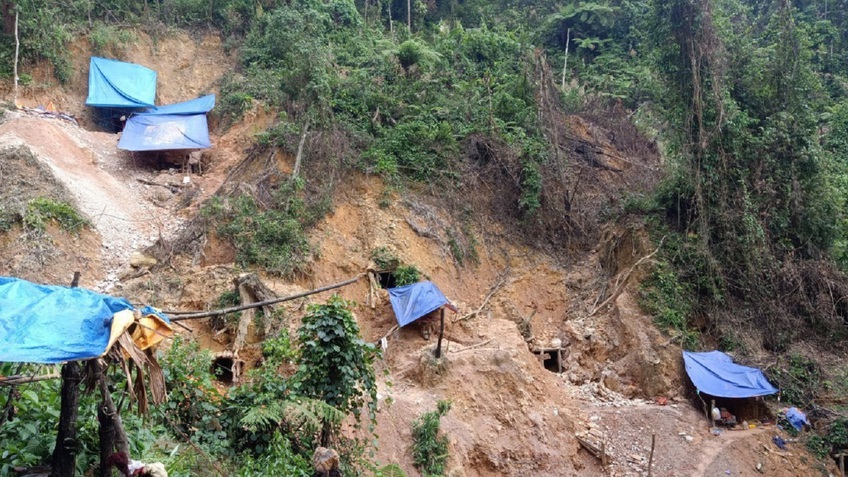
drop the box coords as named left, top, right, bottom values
left=0, top=31, right=837, bottom=477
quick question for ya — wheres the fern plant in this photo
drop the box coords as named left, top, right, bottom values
left=240, top=397, right=344, bottom=436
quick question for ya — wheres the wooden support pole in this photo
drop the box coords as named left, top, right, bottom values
left=52, top=272, right=82, bottom=477
left=840, top=453, right=845, bottom=477
left=95, top=358, right=129, bottom=477
left=711, top=399, right=716, bottom=428
left=166, top=274, right=363, bottom=321
left=601, top=436, right=607, bottom=467
left=434, top=308, right=445, bottom=358
left=647, top=433, right=656, bottom=477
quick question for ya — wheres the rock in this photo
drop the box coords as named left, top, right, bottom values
left=312, top=447, right=340, bottom=474
left=684, top=435, right=694, bottom=443
left=130, top=252, right=157, bottom=268
left=551, top=338, right=562, bottom=348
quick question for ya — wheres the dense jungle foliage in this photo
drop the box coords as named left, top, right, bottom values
left=6, top=0, right=848, bottom=471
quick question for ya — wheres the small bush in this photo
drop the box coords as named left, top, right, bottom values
left=201, top=180, right=324, bottom=277
left=89, top=24, right=135, bottom=55
left=156, top=337, right=229, bottom=452
left=393, top=264, right=421, bottom=286
left=371, top=246, right=401, bottom=270
left=412, top=400, right=452, bottom=476
left=639, top=259, right=698, bottom=349
left=767, top=354, right=822, bottom=406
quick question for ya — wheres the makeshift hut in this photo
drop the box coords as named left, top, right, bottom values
left=0, top=275, right=173, bottom=476
left=683, top=350, right=778, bottom=427
left=85, top=57, right=157, bottom=131
left=118, top=94, right=215, bottom=171
left=388, top=281, right=456, bottom=356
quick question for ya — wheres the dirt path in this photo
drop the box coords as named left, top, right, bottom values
left=0, top=112, right=183, bottom=290
left=690, top=427, right=766, bottom=476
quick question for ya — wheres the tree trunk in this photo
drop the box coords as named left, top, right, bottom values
left=407, top=0, right=411, bottom=31
left=561, top=28, right=571, bottom=91
left=13, top=4, right=18, bottom=104
left=291, top=121, right=310, bottom=179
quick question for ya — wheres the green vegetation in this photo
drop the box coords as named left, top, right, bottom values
left=20, top=197, right=88, bottom=234
left=201, top=179, right=327, bottom=277
left=393, top=264, right=421, bottom=286
left=10, top=0, right=848, bottom=470
left=411, top=400, right=452, bottom=476
left=371, top=247, right=422, bottom=285
left=0, top=296, right=380, bottom=476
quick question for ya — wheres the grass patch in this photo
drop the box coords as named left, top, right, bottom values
left=22, top=197, right=88, bottom=234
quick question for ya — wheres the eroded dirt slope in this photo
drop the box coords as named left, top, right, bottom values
left=0, top=29, right=837, bottom=477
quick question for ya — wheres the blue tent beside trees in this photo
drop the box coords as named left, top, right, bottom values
left=117, top=94, right=215, bottom=152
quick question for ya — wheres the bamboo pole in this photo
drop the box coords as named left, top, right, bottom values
left=166, top=275, right=363, bottom=321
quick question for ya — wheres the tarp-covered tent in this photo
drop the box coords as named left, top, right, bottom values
left=117, top=95, right=216, bottom=152
left=145, top=94, right=215, bottom=115
left=388, top=281, right=451, bottom=327
left=85, top=57, right=157, bottom=108
left=0, top=276, right=172, bottom=364
left=118, top=113, right=211, bottom=151
left=683, top=350, right=778, bottom=398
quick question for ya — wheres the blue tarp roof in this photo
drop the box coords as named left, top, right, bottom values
left=85, top=57, right=157, bottom=108
left=118, top=113, right=211, bottom=151
left=0, top=277, right=135, bottom=363
left=145, top=94, right=216, bottom=115
left=683, top=351, right=778, bottom=398
left=388, top=281, right=450, bottom=327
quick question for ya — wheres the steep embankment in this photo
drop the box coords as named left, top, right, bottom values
left=0, top=29, right=835, bottom=477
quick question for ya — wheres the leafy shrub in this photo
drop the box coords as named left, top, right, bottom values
left=393, top=264, right=421, bottom=286
left=156, top=337, right=229, bottom=452
left=89, top=24, right=135, bottom=55
left=233, top=431, right=312, bottom=477
left=767, top=354, right=823, bottom=406
left=201, top=180, right=324, bottom=277
left=371, top=246, right=401, bottom=270
left=293, top=296, right=380, bottom=421
left=639, top=259, right=698, bottom=349
left=412, top=400, right=452, bottom=476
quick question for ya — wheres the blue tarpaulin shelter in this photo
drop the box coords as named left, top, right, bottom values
left=85, top=57, right=157, bottom=108
left=0, top=276, right=171, bottom=364
left=118, top=95, right=215, bottom=151
left=388, top=281, right=451, bottom=327
left=145, top=94, right=215, bottom=115
left=118, top=113, right=211, bottom=151
left=683, top=351, right=778, bottom=398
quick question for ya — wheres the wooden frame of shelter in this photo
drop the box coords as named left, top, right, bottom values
left=0, top=273, right=170, bottom=477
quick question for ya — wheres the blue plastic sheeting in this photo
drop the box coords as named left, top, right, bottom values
left=683, top=351, right=779, bottom=398
left=86, top=57, right=157, bottom=108
left=388, top=281, right=450, bottom=327
left=785, top=407, right=809, bottom=430
left=146, top=95, right=216, bottom=115
left=0, top=276, right=134, bottom=364
left=118, top=113, right=211, bottom=151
